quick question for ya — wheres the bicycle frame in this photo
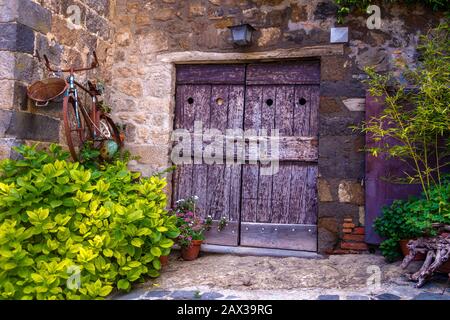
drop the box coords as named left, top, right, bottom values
left=65, top=71, right=101, bottom=139
left=39, top=51, right=121, bottom=161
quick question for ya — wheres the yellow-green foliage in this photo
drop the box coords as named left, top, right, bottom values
left=0, top=144, right=179, bottom=300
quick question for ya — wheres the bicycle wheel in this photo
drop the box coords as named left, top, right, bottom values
left=63, top=95, right=92, bottom=161
left=98, top=114, right=122, bottom=147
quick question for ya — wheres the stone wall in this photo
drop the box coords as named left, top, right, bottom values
left=107, top=0, right=443, bottom=252
left=0, top=0, right=113, bottom=156
left=0, top=0, right=445, bottom=253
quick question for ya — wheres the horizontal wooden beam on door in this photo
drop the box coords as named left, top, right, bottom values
left=174, top=134, right=318, bottom=162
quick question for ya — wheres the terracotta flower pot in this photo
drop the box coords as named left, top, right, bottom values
left=181, top=240, right=202, bottom=261
left=159, top=255, right=169, bottom=267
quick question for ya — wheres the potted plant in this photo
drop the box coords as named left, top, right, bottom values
left=159, top=248, right=171, bottom=267
left=171, top=196, right=212, bottom=261
left=374, top=176, right=450, bottom=265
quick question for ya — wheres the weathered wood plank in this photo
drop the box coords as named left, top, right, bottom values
left=293, top=85, right=311, bottom=136
left=270, top=164, right=292, bottom=224
left=240, top=222, right=317, bottom=251
left=191, top=164, right=208, bottom=218
left=275, top=85, right=295, bottom=136
left=305, top=165, right=318, bottom=225
left=226, top=85, right=245, bottom=163
left=177, top=164, right=193, bottom=201
left=246, top=61, right=320, bottom=85
left=241, top=164, right=259, bottom=222
left=256, top=162, right=273, bottom=223
left=244, top=86, right=262, bottom=162
left=174, top=85, right=185, bottom=130
left=176, top=64, right=246, bottom=84
left=289, top=164, right=308, bottom=224
left=308, top=86, right=319, bottom=136
left=206, top=165, right=226, bottom=220
left=228, top=163, right=241, bottom=223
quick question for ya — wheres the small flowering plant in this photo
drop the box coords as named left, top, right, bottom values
left=172, top=196, right=212, bottom=247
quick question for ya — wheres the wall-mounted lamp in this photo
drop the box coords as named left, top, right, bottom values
left=228, top=23, right=255, bottom=46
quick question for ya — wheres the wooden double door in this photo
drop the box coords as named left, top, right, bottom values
left=172, top=62, right=319, bottom=251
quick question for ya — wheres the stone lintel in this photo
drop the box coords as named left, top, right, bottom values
left=156, top=44, right=344, bottom=64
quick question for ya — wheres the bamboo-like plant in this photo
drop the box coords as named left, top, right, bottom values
left=358, top=22, right=450, bottom=200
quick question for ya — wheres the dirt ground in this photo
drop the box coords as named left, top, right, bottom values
left=113, top=252, right=450, bottom=300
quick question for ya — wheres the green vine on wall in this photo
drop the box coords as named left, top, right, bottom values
left=334, top=0, right=450, bottom=24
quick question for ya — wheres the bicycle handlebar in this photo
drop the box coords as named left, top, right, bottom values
left=42, top=51, right=99, bottom=73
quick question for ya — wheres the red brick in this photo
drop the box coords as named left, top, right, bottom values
left=343, top=223, right=355, bottom=228
left=340, top=241, right=368, bottom=251
left=343, top=234, right=365, bottom=241
left=353, top=227, right=365, bottom=235
left=342, top=228, right=353, bottom=233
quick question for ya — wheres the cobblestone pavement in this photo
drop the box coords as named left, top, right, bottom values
left=112, top=253, right=450, bottom=300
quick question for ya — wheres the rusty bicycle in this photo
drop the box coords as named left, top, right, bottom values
left=34, top=52, right=122, bottom=161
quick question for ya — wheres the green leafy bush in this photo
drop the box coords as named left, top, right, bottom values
left=0, top=144, right=179, bottom=299
left=374, top=177, right=450, bottom=261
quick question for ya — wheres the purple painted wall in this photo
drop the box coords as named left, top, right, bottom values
left=364, top=93, right=422, bottom=244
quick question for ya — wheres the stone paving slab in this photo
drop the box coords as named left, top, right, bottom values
left=112, top=253, right=450, bottom=301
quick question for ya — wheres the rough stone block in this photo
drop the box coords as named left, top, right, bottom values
left=318, top=136, right=365, bottom=179
left=0, top=51, right=15, bottom=80
left=318, top=202, right=360, bottom=219
left=319, top=113, right=364, bottom=136
left=153, top=8, right=176, bottom=21
left=321, top=56, right=347, bottom=81
left=318, top=178, right=333, bottom=202
left=4, top=110, right=60, bottom=142
left=0, top=110, right=13, bottom=136
left=13, top=81, right=28, bottom=111
left=35, top=33, right=63, bottom=66
left=86, top=9, right=110, bottom=40
left=0, top=0, right=18, bottom=22
left=320, top=80, right=365, bottom=98
left=124, top=143, right=169, bottom=166
left=319, top=97, right=342, bottom=114
left=338, top=180, right=364, bottom=205
left=0, top=80, right=15, bottom=110
left=84, top=0, right=109, bottom=16
left=0, top=23, right=35, bottom=54
left=257, top=27, right=281, bottom=47
left=17, top=0, right=52, bottom=34
left=114, top=80, right=143, bottom=98
left=189, top=2, right=206, bottom=17
left=313, top=1, right=338, bottom=19
left=14, top=53, right=41, bottom=83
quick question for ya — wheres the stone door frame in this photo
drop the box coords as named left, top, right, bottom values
left=151, top=44, right=345, bottom=255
